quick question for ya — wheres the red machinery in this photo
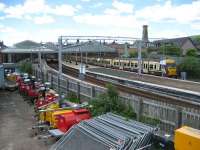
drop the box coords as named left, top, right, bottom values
left=35, top=93, right=58, bottom=110
left=27, top=82, right=43, bottom=102
left=55, top=109, right=91, bottom=133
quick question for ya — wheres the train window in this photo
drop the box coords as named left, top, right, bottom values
left=143, top=64, right=145, bottom=68
left=131, top=63, right=134, bottom=67
left=149, top=64, right=153, bottom=69
left=135, top=64, right=137, bottom=67
left=124, top=63, right=126, bottom=66
left=154, top=65, right=156, bottom=69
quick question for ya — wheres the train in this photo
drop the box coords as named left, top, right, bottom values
left=66, top=56, right=177, bottom=77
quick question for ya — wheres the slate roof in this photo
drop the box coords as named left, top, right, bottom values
left=153, top=37, right=191, bottom=48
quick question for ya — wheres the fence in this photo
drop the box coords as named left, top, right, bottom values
left=33, top=64, right=200, bottom=135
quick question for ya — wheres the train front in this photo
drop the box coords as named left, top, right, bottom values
left=160, top=59, right=177, bottom=77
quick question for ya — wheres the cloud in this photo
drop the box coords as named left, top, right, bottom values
left=93, top=2, right=103, bottom=8
left=33, top=15, right=55, bottom=24
left=135, top=0, right=200, bottom=24
left=0, top=24, right=16, bottom=33
left=191, top=23, right=200, bottom=30
left=150, top=29, right=188, bottom=39
left=74, top=1, right=140, bottom=29
left=1, top=0, right=78, bottom=24
left=0, top=3, right=5, bottom=11
left=74, top=14, right=143, bottom=29
left=49, top=4, right=77, bottom=16
left=81, top=0, right=91, bottom=2
left=104, top=0, right=134, bottom=15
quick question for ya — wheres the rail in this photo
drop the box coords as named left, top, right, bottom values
left=32, top=61, right=200, bottom=134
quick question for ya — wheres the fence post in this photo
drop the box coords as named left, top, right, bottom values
left=57, top=75, right=60, bottom=93
left=137, top=97, right=143, bottom=121
left=51, top=73, right=53, bottom=88
left=66, top=79, right=69, bottom=93
left=77, top=82, right=80, bottom=100
left=91, top=86, right=95, bottom=98
left=175, top=107, right=183, bottom=129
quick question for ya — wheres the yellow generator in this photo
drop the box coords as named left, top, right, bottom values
left=39, top=103, right=73, bottom=128
left=39, top=103, right=59, bottom=122
left=174, top=126, right=200, bottom=150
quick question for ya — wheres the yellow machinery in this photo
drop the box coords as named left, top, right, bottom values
left=39, top=103, right=59, bottom=122
left=174, top=126, right=200, bottom=150
left=39, top=103, right=73, bottom=128
left=6, top=73, right=17, bottom=82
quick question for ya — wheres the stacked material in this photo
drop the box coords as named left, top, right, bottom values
left=50, top=113, right=157, bottom=150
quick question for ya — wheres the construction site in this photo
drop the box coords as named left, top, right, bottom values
left=0, top=0, right=200, bottom=149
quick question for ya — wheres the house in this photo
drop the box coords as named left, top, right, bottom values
left=153, top=37, right=198, bottom=55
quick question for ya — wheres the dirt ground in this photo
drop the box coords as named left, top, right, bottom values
left=0, top=90, right=50, bottom=150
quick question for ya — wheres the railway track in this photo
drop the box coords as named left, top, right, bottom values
left=47, top=62, right=200, bottom=109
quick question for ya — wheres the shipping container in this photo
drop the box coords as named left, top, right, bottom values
left=174, top=126, right=200, bottom=150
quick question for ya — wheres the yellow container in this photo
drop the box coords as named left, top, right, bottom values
left=48, top=110, right=72, bottom=128
left=39, top=103, right=59, bottom=121
left=174, top=126, right=200, bottom=150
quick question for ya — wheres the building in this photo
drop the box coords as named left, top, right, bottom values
left=0, top=41, right=7, bottom=63
left=153, top=37, right=199, bottom=55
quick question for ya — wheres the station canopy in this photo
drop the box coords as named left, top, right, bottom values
left=1, top=40, right=116, bottom=54
left=61, top=41, right=116, bottom=53
left=1, top=48, right=56, bottom=54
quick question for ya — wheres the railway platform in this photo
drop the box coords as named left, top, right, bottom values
left=63, top=61, right=200, bottom=93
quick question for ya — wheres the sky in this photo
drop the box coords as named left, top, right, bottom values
left=0, top=0, right=200, bottom=46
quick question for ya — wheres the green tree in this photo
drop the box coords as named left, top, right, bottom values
left=89, top=84, right=136, bottom=119
left=19, top=61, right=32, bottom=74
left=186, top=49, right=198, bottom=57
left=129, top=51, right=147, bottom=58
left=159, top=44, right=181, bottom=56
left=129, top=51, right=138, bottom=58
left=179, top=56, right=200, bottom=79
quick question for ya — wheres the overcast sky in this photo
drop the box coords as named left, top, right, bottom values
left=0, top=0, right=200, bottom=46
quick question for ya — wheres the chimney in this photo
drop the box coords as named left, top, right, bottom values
left=142, top=25, right=148, bottom=43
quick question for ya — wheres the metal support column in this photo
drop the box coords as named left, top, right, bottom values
left=138, top=41, right=142, bottom=75
left=58, top=36, right=63, bottom=98
left=86, top=52, right=88, bottom=67
left=75, top=51, right=78, bottom=65
left=77, top=82, right=80, bottom=102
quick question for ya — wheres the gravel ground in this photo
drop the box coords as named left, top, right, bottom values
left=0, top=90, right=50, bottom=150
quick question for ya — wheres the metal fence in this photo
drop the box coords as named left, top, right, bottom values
left=33, top=64, right=200, bottom=135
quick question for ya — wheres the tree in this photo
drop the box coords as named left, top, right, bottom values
left=179, top=56, right=200, bottom=79
left=129, top=51, right=137, bottom=58
left=186, top=49, right=198, bottom=57
left=19, top=61, right=32, bottom=74
left=89, top=84, right=136, bottom=119
left=159, top=44, right=181, bottom=56
left=129, top=51, right=147, bottom=58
